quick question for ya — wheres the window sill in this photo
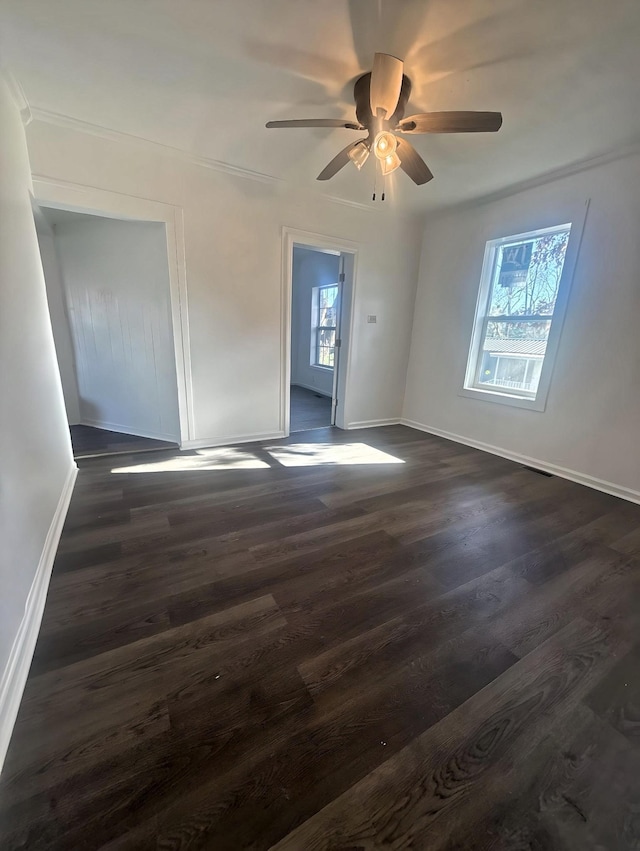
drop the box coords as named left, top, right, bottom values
left=459, top=385, right=547, bottom=412
left=311, top=364, right=334, bottom=372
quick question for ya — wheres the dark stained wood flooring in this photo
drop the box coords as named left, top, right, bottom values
left=1, top=425, right=639, bottom=850
left=290, top=385, right=332, bottom=432
left=70, top=424, right=178, bottom=459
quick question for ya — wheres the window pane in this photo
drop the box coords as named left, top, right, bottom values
left=314, top=284, right=339, bottom=369
left=496, top=357, right=526, bottom=384
left=485, top=318, right=551, bottom=343
left=317, top=347, right=334, bottom=367
left=319, top=307, right=336, bottom=326
left=478, top=319, right=550, bottom=394
left=488, top=230, right=570, bottom=317
left=318, top=328, right=336, bottom=348
left=319, top=285, right=338, bottom=309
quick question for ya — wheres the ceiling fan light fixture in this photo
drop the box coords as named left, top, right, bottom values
left=348, top=141, right=370, bottom=170
left=381, top=150, right=401, bottom=175
left=373, top=130, right=397, bottom=160
left=264, top=52, right=502, bottom=190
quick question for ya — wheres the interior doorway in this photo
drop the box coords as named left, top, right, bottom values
left=283, top=229, right=357, bottom=435
left=34, top=203, right=182, bottom=458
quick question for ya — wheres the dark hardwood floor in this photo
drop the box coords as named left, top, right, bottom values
left=289, top=385, right=331, bottom=432
left=1, top=425, right=639, bottom=850
left=70, top=424, right=178, bottom=459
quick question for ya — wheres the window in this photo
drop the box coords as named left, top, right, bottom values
left=463, top=223, right=574, bottom=411
left=312, top=284, right=339, bottom=368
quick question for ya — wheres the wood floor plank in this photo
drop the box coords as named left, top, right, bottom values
left=17, top=595, right=286, bottom=728
left=584, top=645, right=640, bottom=746
left=270, top=618, right=628, bottom=850
left=29, top=604, right=172, bottom=675
left=488, top=545, right=638, bottom=658
left=440, top=701, right=640, bottom=850
left=152, top=633, right=517, bottom=850
left=0, top=700, right=170, bottom=812
left=1, top=425, right=638, bottom=850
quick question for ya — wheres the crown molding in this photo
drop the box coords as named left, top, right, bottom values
left=29, top=106, right=283, bottom=185
left=26, top=105, right=414, bottom=217
left=23, top=102, right=640, bottom=223
left=430, top=138, right=640, bottom=219
left=320, top=193, right=379, bottom=213
left=0, top=66, right=32, bottom=125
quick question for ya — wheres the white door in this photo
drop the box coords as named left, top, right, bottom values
left=331, top=251, right=356, bottom=429
left=330, top=256, right=345, bottom=426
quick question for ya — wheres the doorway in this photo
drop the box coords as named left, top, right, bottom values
left=34, top=204, right=182, bottom=459
left=283, top=229, right=357, bottom=435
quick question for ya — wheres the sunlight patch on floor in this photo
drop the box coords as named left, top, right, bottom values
left=266, top=443, right=405, bottom=467
left=111, top=447, right=270, bottom=473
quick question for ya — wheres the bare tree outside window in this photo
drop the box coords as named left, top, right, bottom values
left=466, top=225, right=571, bottom=399
left=313, top=284, right=339, bottom=368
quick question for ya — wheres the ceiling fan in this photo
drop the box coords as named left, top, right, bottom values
left=266, top=53, right=502, bottom=197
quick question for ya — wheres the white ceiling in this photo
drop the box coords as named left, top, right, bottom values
left=4, top=0, right=640, bottom=213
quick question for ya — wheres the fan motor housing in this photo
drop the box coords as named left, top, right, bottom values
left=354, top=72, right=412, bottom=130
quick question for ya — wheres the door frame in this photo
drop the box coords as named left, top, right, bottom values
left=281, top=227, right=358, bottom=436
left=31, top=176, right=195, bottom=445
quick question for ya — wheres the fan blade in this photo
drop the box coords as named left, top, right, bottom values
left=396, top=138, right=434, bottom=185
left=266, top=119, right=362, bottom=129
left=369, top=53, right=404, bottom=119
left=317, top=140, right=366, bottom=181
left=397, top=111, right=503, bottom=134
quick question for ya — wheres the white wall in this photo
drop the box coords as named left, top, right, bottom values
left=36, top=223, right=81, bottom=424
left=0, top=77, right=75, bottom=766
left=26, top=118, right=423, bottom=438
left=291, top=246, right=340, bottom=397
left=403, top=152, right=640, bottom=499
left=53, top=216, right=181, bottom=442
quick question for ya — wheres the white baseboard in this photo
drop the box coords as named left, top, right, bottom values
left=401, top=419, right=640, bottom=505
left=81, top=418, right=178, bottom=443
left=0, top=462, right=78, bottom=774
left=181, top=430, right=286, bottom=451
left=347, top=418, right=401, bottom=430
left=291, top=382, right=332, bottom=398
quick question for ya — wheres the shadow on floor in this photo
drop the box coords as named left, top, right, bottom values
left=70, top=424, right=178, bottom=459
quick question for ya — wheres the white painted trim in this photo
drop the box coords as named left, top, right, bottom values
left=30, top=107, right=282, bottom=186
left=27, top=107, right=397, bottom=216
left=0, top=463, right=78, bottom=774
left=321, top=193, right=380, bottom=214
left=81, top=419, right=178, bottom=444
left=458, top=385, right=545, bottom=411
left=25, top=100, right=640, bottom=220
left=281, top=228, right=360, bottom=253
left=31, top=176, right=195, bottom=443
left=181, top=431, right=285, bottom=451
left=428, top=141, right=640, bottom=220
left=291, top=382, right=332, bottom=398
left=281, top=228, right=359, bottom=437
left=461, top=206, right=590, bottom=413
left=400, top=419, right=640, bottom=506
left=347, top=418, right=401, bottom=429
left=0, top=66, right=32, bottom=125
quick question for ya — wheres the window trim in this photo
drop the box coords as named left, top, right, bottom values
left=461, top=206, right=589, bottom=412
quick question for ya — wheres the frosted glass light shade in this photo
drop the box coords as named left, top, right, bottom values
left=373, top=131, right=398, bottom=160
left=381, top=151, right=401, bottom=175
left=348, top=142, right=370, bottom=170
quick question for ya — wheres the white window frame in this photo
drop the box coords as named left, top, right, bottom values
left=311, top=283, right=339, bottom=370
left=461, top=212, right=587, bottom=412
